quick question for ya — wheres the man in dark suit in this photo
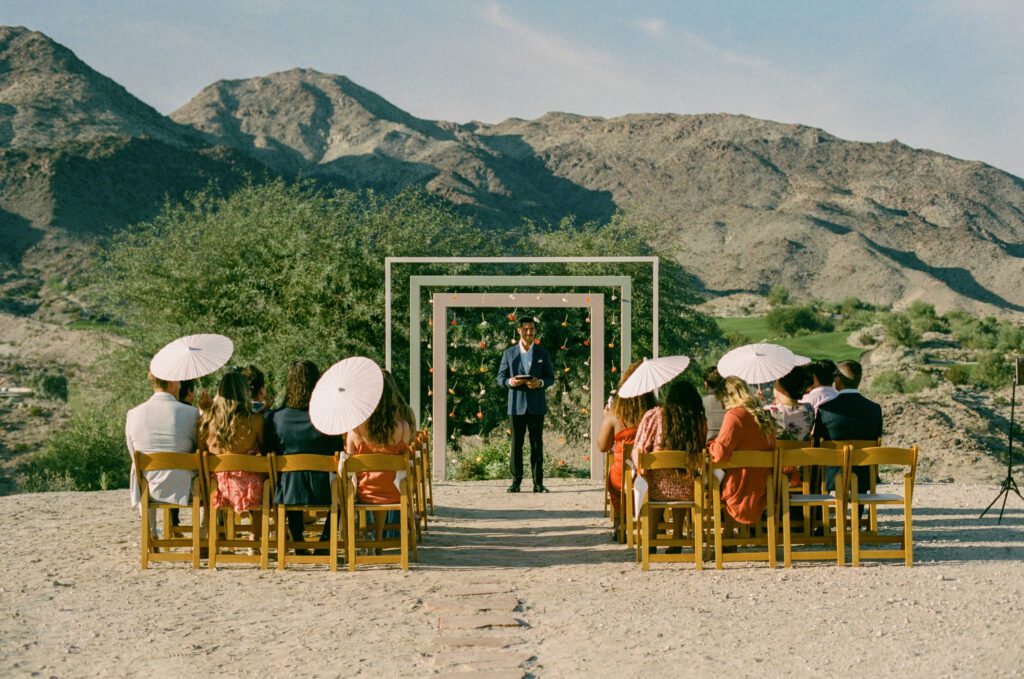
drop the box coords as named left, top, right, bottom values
left=815, top=360, right=883, bottom=494
left=497, top=316, right=555, bottom=493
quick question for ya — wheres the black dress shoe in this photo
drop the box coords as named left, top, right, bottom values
left=507, top=483, right=521, bottom=493
left=533, top=485, right=550, bottom=493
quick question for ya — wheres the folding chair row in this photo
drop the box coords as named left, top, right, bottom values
left=133, top=450, right=422, bottom=571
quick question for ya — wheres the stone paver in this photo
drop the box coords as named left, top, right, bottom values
left=437, top=614, right=523, bottom=630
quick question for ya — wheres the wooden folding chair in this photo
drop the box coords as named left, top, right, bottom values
left=603, top=447, right=614, bottom=519
left=847, top=446, right=918, bottom=567
left=710, top=449, right=777, bottom=569
left=203, top=453, right=273, bottom=569
left=819, top=439, right=880, bottom=533
left=637, top=451, right=704, bottom=571
left=271, top=453, right=344, bottom=571
left=133, top=451, right=204, bottom=569
left=409, top=440, right=428, bottom=535
left=780, top=446, right=848, bottom=567
left=614, top=444, right=634, bottom=545
left=343, top=453, right=418, bottom=570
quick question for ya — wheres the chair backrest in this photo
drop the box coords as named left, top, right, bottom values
left=272, top=453, right=338, bottom=474
left=848, top=446, right=917, bottom=476
left=710, top=449, right=775, bottom=470
left=777, top=445, right=848, bottom=469
left=135, top=451, right=201, bottom=473
left=203, top=453, right=271, bottom=474
left=344, top=453, right=409, bottom=474
left=776, top=439, right=812, bottom=450
left=639, top=450, right=699, bottom=473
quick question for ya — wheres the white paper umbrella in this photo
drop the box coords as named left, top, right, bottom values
left=149, top=334, right=234, bottom=381
left=717, top=343, right=797, bottom=385
left=309, top=357, right=384, bottom=435
left=793, top=354, right=812, bottom=366
left=617, top=355, right=691, bottom=398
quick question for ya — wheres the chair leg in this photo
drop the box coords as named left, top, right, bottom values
left=783, top=498, right=792, bottom=568
left=400, top=502, right=409, bottom=570
left=692, top=505, right=702, bottom=571
left=835, top=498, right=845, bottom=566
left=209, top=507, right=219, bottom=569
left=260, top=500, right=270, bottom=571
left=851, top=496, right=860, bottom=567
left=712, top=481, right=724, bottom=570
left=192, top=496, right=201, bottom=569
left=347, top=497, right=357, bottom=572
left=140, top=496, right=151, bottom=570
left=640, top=505, right=650, bottom=571
left=329, top=506, right=339, bottom=572
left=277, top=505, right=287, bottom=571
left=905, top=502, right=913, bottom=567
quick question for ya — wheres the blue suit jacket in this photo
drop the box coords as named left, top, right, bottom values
left=497, top=344, right=555, bottom=415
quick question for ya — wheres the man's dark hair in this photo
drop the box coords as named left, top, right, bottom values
left=702, top=366, right=723, bottom=391
left=178, top=379, right=196, bottom=404
left=518, top=316, right=536, bottom=328
left=776, top=366, right=810, bottom=400
left=808, top=359, right=836, bottom=387
left=239, top=364, right=265, bottom=396
left=835, top=360, right=863, bottom=389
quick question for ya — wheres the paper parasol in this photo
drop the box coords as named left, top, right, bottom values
left=617, top=355, right=691, bottom=398
left=309, top=357, right=384, bottom=435
left=793, top=354, right=812, bottom=366
left=149, top=334, right=234, bottom=381
left=717, top=343, right=797, bottom=385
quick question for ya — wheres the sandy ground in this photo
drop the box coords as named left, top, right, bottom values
left=1, top=480, right=1024, bottom=678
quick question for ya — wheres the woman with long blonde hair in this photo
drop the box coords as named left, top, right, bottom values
left=709, top=376, right=776, bottom=525
left=598, top=360, right=656, bottom=537
left=199, top=371, right=268, bottom=525
left=346, top=371, right=413, bottom=544
left=631, top=380, right=707, bottom=552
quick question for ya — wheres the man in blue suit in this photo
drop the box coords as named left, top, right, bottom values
left=497, top=316, right=555, bottom=493
left=815, top=360, right=883, bottom=495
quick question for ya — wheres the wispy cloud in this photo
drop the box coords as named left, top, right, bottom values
left=633, top=18, right=667, bottom=38
left=679, top=29, right=770, bottom=70
left=480, top=3, right=621, bottom=74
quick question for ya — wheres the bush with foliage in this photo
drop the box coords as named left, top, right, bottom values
left=903, top=371, right=937, bottom=393
left=765, top=304, right=834, bottom=336
left=766, top=285, right=790, bottom=307
left=869, top=370, right=905, bottom=395
left=971, top=351, right=1013, bottom=390
left=18, top=413, right=128, bottom=492
left=905, top=301, right=947, bottom=335
left=881, top=313, right=919, bottom=348
left=944, top=364, right=972, bottom=385
left=32, top=370, right=68, bottom=401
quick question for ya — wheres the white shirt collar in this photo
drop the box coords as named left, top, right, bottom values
left=836, top=388, right=860, bottom=395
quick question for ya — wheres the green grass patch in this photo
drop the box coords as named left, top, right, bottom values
left=716, top=317, right=864, bottom=363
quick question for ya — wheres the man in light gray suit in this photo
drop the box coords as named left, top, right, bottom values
left=125, top=372, right=200, bottom=530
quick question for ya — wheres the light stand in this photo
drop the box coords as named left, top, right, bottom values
left=980, top=357, right=1023, bottom=523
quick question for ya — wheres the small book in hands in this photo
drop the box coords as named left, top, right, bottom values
left=513, top=375, right=533, bottom=381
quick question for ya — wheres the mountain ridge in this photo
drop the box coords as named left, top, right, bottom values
left=2, top=27, right=1023, bottom=316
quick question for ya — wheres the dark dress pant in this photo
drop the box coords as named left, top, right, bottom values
left=510, top=413, right=545, bottom=486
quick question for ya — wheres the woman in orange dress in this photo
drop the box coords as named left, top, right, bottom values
left=709, top=376, right=777, bottom=525
left=346, top=372, right=412, bottom=544
left=632, top=380, right=707, bottom=553
left=198, top=371, right=268, bottom=534
left=598, top=360, right=655, bottom=538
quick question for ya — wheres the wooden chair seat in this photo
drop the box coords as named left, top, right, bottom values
left=779, top=446, right=847, bottom=567
left=847, top=446, right=918, bottom=567
left=638, top=451, right=704, bottom=571
left=710, top=448, right=776, bottom=569
left=343, top=453, right=418, bottom=570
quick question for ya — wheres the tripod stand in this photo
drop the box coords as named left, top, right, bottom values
left=980, top=358, right=1022, bottom=523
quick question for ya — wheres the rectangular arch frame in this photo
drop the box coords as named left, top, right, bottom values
left=432, top=293, right=605, bottom=481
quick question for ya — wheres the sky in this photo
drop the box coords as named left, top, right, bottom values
left=3, top=0, right=1023, bottom=177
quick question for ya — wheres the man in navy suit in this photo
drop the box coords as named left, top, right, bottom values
left=497, top=316, right=555, bottom=493
left=815, top=360, right=883, bottom=494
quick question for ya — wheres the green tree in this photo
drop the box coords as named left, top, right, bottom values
left=765, top=304, right=833, bottom=336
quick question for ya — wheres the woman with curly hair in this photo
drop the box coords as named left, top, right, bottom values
left=710, top=376, right=777, bottom=525
left=199, top=371, right=268, bottom=525
left=267, top=360, right=345, bottom=549
left=631, top=380, right=707, bottom=552
left=598, top=360, right=656, bottom=537
left=346, top=371, right=413, bottom=543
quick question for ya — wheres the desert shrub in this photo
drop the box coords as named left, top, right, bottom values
left=765, top=305, right=834, bottom=336
left=856, top=330, right=878, bottom=346
left=944, top=364, right=972, bottom=385
left=882, top=313, right=919, bottom=348
left=906, top=301, right=947, bottom=334
left=32, top=370, right=68, bottom=401
left=869, top=370, right=905, bottom=395
left=17, top=413, right=128, bottom=492
left=971, top=351, right=1012, bottom=390
left=544, top=454, right=589, bottom=479
left=996, top=324, right=1024, bottom=353
left=903, top=372, right=937, bottom=393
left=766, top=285, right=790, bottom=307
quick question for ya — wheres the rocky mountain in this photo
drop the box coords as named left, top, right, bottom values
left=3, top=26, right=1024, bottom=316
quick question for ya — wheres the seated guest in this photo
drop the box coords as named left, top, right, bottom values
left=800, top=359, right=838, bottom=413
left=766, top=366, right=814, bottom=488
left=632, top=380, right=707, bottom=553
left=239, top=364, right=269, bottom=413
left=125, top=372, right=200, bottom=531
left=177, top=379, right=196, bottom=406
left=815, top=360, right=883, bottom=494
left=598, top=360, right=656, bottom=537
left=702, top=367, right=726, bottom=440
left=710, top=376, right=776, bottom=526
left=346, top=372, right=413, bottom=544
left=199, top=372, right=268, bottom=527
left=267, top=360, right=344, bottom=548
